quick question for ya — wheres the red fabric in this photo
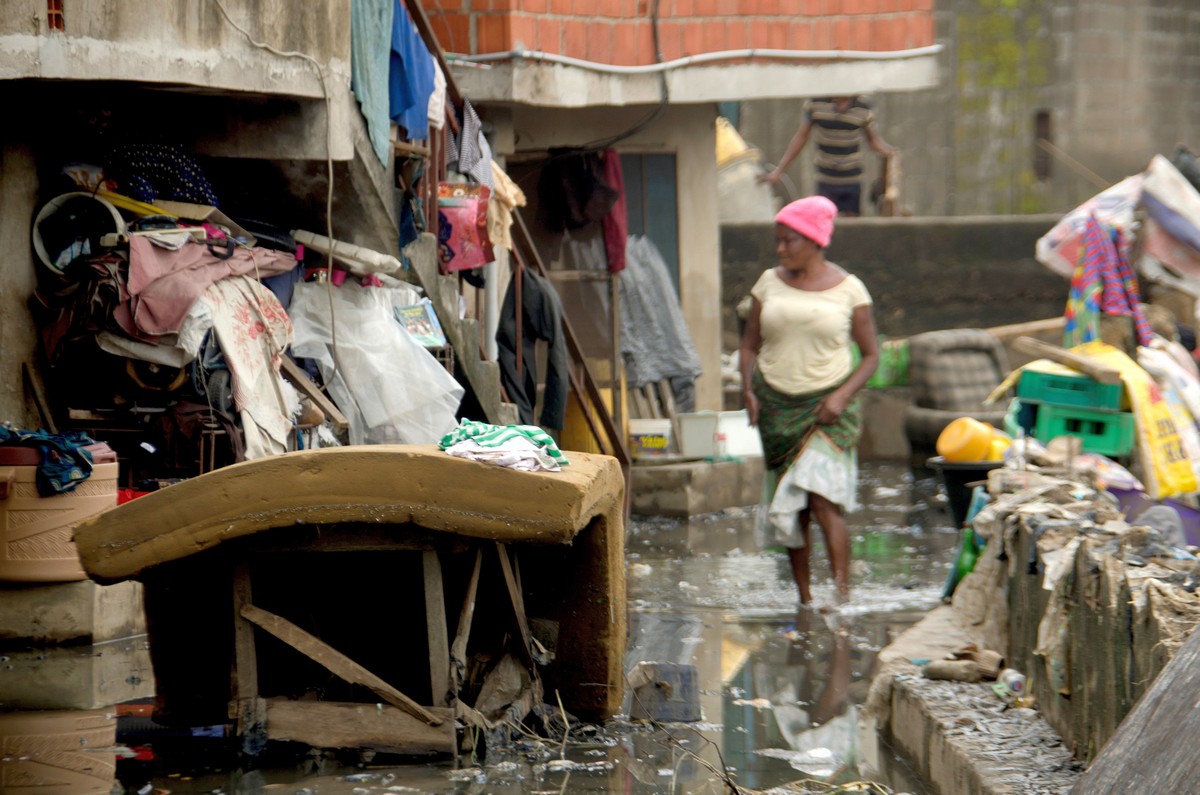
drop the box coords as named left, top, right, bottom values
left=117, top=488, right=151, bottom=504
left=600, top=149, right=628, bottom=273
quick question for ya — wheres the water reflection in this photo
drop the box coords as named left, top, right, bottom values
left=114, top=462, right=955, bottom=793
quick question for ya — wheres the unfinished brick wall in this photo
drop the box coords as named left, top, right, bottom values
left=423, top=0, right=935, bottom=64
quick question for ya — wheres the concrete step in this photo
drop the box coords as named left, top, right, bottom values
left=630, top=457, right=763, bottom=517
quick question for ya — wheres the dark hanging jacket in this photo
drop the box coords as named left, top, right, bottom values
left=496, top=270, right=569, bottom=431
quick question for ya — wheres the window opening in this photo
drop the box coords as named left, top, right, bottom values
left=1034, top=110, right=1052, bottom=181
left=47, top=0, right=64, bottom=31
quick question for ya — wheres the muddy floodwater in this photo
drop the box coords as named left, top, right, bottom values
left=117, top=462, right=958, bottom=794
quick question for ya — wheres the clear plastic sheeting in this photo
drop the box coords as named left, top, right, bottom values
left=290, top=280, right=463, bottom=445
left=619, top=235, right=702, bottom=399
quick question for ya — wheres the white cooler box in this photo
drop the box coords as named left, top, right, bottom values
left=677, top=410, right=763, bottom=458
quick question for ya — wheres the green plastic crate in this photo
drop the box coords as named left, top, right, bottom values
left=1033, top=403, right=1135, bottom=457
left=1016, top=369, right=1125, bottom=411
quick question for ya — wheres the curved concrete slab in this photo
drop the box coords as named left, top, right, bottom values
left=74, top=444, right=624, bottom=581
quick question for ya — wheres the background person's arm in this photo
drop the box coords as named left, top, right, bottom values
left=759, top=120, right=813, bottom=185
left=865, top=123, right=896, bottom=157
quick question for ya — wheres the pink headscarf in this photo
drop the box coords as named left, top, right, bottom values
left=775, top=196, right=838, bottom=248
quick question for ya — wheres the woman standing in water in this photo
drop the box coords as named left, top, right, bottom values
left=739, top=195, right=879, bottom=607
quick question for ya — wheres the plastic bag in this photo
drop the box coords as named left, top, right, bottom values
left=1034, top=174, right=1142, bottom=279
left=289, top=280, right=464, bottom=445
left=437, top=183, right=494, bottom=272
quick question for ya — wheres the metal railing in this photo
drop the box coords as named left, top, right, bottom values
left=401, top=0, right=632, bottom=492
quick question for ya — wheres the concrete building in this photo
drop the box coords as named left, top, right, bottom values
left=742, top=0, right=1200, bottom=217
left=0, top=0, right=937, bottom=434
left=425, top=0, right=940, bottom=410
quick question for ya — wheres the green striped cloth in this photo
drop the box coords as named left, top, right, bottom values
left=438, top=419, right=570, bottom=467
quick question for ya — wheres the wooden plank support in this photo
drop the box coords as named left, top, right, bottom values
left=240, top=604, right=443, bottom=726
left=449, top=548, right=483, bottom=697
left=657, top=379, right=681, bottom=453
left=21, top=362, right=57, bottom=434
left=1013, top=336, right=1122, bottom=384
left=230, top=564, right=267, bottom=755
left=279, top=356, right=350, bottom=432
left=629, top=387, right=652, bottom=420
left=495, top=542, right=535, bottom=669
left=423, top=550, right=450, bottom=708
left=643, top=384, right=664, bottom=419
left=264, top=698, right=454, bottom=755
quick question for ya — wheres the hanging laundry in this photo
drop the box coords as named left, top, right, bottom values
left=1063, top=214, right=1153, bottom=348
left=599, top=149, right=628, bottom=273
left=619, top=236, right=702, bottom=411
left=488, top=160, right=527, bottom=252
left=350, top=0, right=395, bottom=165
left=456, top=99, right=494, bottom=189
left=388, top=0, right=435, bottom=140
left=428, top=62, right=447, bottom=131
left=537, top=149, right=619, bottom=232
left=496, top=269, right=569, bottom=430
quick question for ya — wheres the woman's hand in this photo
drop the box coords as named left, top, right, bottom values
left=816, top=391, right=848, bottom=424
left=744, top=391, right=761, bottom=426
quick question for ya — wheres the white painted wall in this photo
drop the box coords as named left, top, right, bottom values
left=491, top=103, right=723, bottom=411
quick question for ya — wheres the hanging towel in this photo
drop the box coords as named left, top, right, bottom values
left=388, top=0, right=436, bottom=140
left=439, top=419, right=569, bottom=471
left=350, top=0, right=395, bottom=164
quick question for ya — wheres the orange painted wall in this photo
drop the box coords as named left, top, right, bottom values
left=422, top=0, right=935, bottom=64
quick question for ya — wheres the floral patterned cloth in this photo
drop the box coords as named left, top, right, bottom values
left=204, top=276, right=294, bottom=460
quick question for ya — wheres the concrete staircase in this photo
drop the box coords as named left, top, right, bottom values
left=337, top=110, right=515, bottom=426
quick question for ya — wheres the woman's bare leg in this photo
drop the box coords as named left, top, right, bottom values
left=787, top=509, right=813, bottom=603
left=810, top=493, right=851, bottom=602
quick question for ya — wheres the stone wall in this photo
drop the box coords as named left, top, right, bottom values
left=740, top=0, right=1200, bottom=218
left=720, top=215, right=1068, bottom=352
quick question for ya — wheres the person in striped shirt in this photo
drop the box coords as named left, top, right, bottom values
left=759, top=96, right=895, bottom=217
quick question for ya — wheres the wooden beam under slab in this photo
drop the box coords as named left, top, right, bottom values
left=449, top=548, right=482, bottom=698
left=265, top=698, right=454, bottom=754
left=423, top=550, right=450, bottom=707
left=240, top=604, right=443, bottom=726
left=279, top=356, right=349, bottom=432
left=230, top=564, right=266, bottom=754
left=495, top=542, right=534, bottom=669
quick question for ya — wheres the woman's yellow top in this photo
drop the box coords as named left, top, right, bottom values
left=751, top=267, right=872, bottom=395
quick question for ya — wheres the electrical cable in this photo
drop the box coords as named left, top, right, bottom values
left=580, top=0, right=670, bottom=151
left=210, top=0, right=346, bottom=412
left=449, top=43, right=943, bottom=74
